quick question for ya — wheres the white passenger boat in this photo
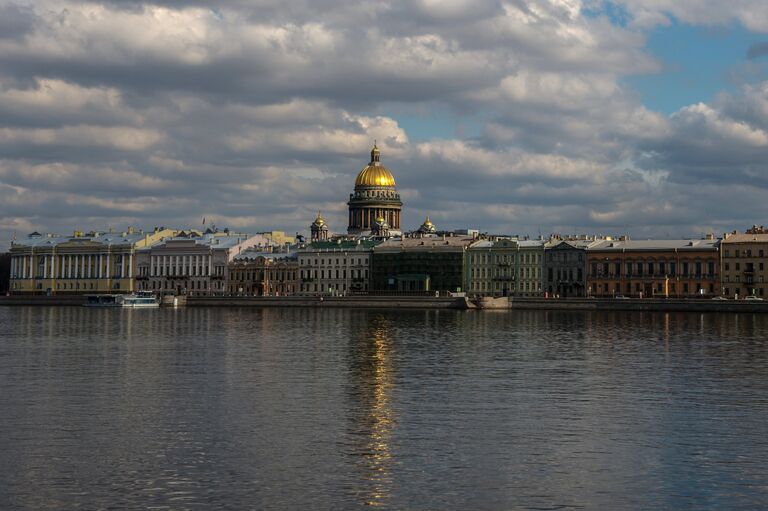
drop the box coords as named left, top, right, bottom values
left=121, top=292, right=160, bottom=308
left=84, top=292, right=160, bottom=308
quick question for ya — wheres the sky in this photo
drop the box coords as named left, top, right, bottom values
left=2, top=0, right=768, bottom=247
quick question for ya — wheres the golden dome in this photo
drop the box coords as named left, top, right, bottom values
left=355, top=165, right=396, bottom=187
left=312, top=211, right=326, bottom=226
left=354, top=143, right=396, bottom=188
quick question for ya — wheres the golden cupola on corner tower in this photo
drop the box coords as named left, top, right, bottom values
left=347, top=143, right=403, bottom=236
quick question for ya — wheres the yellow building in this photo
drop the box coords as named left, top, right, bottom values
left=720, top=228, right=768, bottom=298
left=9, top=227, right=177, bottom=295
left=259, top=231, right=296, bottom=247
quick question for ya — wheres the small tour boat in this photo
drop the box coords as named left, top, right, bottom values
left=121, top=292, right=160, bottom=308
left=83, top=292, right=160, bottom=308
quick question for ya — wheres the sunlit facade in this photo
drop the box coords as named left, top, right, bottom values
left=9, top=227, right=177, bottom=295
left=135, top=231, right=272, bottom=296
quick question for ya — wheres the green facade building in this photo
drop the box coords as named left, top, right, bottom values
left=371, top=236, right=475, bottom=293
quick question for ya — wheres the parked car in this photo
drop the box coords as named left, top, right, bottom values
left=711, top=296, right=728, bottom=300
left=614, top=294, right=629, bottom=300
left=744, top=295, right=764, bottom=301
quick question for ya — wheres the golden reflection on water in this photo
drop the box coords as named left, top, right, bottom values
left=351, top=315, right=396, bottom=508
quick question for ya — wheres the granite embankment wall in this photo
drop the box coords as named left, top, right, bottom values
left=509, top=298, right=768, bottom=313
left=187, top=295, right=464, bottom=309
left=0, top=295, right=86, bottom=306
left=3, top=295, right=768, bottom=313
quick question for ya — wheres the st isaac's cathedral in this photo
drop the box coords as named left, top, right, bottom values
left=310, top=143, right=403, bottom=241
left=347, top=144, right=402, bottom=237
left=309, top=143, right=436, bottom=240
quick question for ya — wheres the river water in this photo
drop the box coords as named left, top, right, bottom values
left=1, top=307, right=767, bottom=510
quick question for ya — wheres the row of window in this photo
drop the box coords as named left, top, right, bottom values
left=301, top=269, right=369, bottom=280
left=471, top=281, right=539, bottom=292
left=590, top=261, right=715, bottom=277
left=229, top=285, right=297, bottom=294
left=724, top=287, right=765, bottom=296
left=723, top=262, right=764, bottom=271
left=469, top=253, right=542, bottom=264
left=471, top=267, right=540, bottom=278
left=547, top=268, right=583, bottom=282
left=547, top=253, right=584, bottom=262
left=141, top=265, right=226, bottom=277
left=299, top=257, right=370, bottom=266
left=11, top=281, right=123, bottom=291
left=230, top=271, right=298, bottom=281
left=594, top=282, right=714, bottom=295
left=138, top=280, right=224, bottom=291
left=723, top=249, right=766, bottom=258
left=723, top=276, right=765, bottom=283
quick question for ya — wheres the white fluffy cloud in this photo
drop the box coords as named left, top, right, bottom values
left=0, top=0, right=767, bottom=246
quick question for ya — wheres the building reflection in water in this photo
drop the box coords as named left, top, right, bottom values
left=347, top=314, right=396, bottom=508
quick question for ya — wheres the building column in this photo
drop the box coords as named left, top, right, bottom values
left=128, top=253, right=133, bottom=278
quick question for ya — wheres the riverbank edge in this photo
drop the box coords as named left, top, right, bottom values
left=3, top=295, right=768, bottom=312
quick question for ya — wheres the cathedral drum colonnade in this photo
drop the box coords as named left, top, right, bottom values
left=347, top=144, right=402, bottom=236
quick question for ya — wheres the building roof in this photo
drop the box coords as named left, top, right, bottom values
left=141, top=232, right=271, bottom=255
left=159, top=233, right=253, bottom=249
left=12, top=230, right=162, bottom=248
left=374, top=235, right=476, bottom=253
left=300, top=240, right=380, bottom=252
left=546, top=239, right=599, bottom=250
left=588, top=239, right=719, bottom=252
left=517, top=240, right=546, bottom=248
left=233, top=250, right=297, bottom=262
left=722, top=233, right=768, bottom=243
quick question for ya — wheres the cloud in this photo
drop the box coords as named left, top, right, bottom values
left=747, top=42, right=768, bottom=60
left=0, top=0, right=767, bottom=247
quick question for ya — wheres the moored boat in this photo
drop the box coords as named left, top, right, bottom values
left=83, top=294, right=123, bottom=307
left=122, top=291, right=160, bottom=308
